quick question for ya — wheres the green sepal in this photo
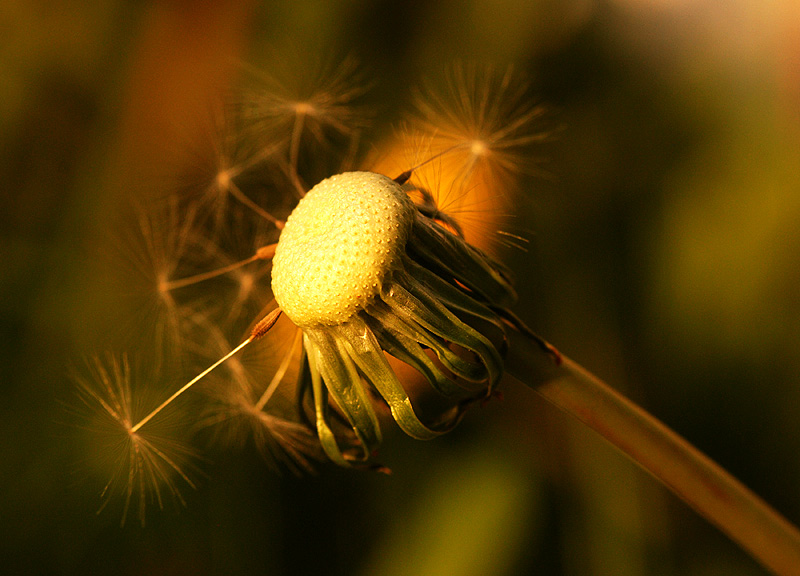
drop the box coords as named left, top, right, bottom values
left=386, top=274, right=504, bottom=389
left=305, top=329, right=382, bottom=460
left=372, top=298, right=488, bottom=383
left=305, top=335, right=350, bottom=467
left=338, top=318, right=443, bottom=440
left=364, top=311, right=464, bottom=397
left=403, top=256, right=510, bottom=342
left=407, top=216, right=517, bottom=308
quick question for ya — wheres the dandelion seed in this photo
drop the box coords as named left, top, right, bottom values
left=413, top=65, right=546, bottom=180
left=102, top=196, right=221, bottom=370
left=131, top=198, right=280, bottom=342
left=179, top=103, right=286, bottom=229
left=372, top=65, right=547, bottom=249
left=241, top=55, right=371, bottom=188
left=244, top=56, right=369, bottom=146
left=129, top=308, right=283, bottom=434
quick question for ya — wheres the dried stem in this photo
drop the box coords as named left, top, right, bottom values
left=160, top=244, right=276, bottom=292
left=129, top=309, right=282, bottom=434
left=130, top=339, right=253, bottom=433
left=228, top=180, right=285, bottom=228
left=505, top=330, right=800, bottom=576
left=161, top=255, right=259, bottom=292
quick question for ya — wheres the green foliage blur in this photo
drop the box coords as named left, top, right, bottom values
left=1, top=1, right=799, bottom=574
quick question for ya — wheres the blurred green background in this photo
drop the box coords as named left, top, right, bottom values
left=2, top=1, right=800, bottom=574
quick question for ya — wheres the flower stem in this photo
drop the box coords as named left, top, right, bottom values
left=505, top=330, right=800, bottom=576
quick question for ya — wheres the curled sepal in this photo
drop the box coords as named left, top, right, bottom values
left=369, top=299, right=486, bottom=383
left=364, top=312, right=464, bottom=397
left=337, top=318, right=445, bottom=440
left=407, top=216, right=517, bottom=308
left=385, top=274, right=504, bottom=390
left=305, top=335, right=351, bottom=466
left=304, top=330, right=382, bottom=461
left=403, top=256, right=510, bottom=346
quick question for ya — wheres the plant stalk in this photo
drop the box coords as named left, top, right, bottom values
left=505, top=330, right=800, bottom=576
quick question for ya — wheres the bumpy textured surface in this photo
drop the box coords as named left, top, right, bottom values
left=272, top=172, right=415, bottom=327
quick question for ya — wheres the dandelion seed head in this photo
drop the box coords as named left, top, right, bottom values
left=271, top=171, right=415, bottom=327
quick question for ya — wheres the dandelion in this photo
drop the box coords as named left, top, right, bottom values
left=97, top=163, right=520, bottom=471
left=79, top=60, right=800, bottom=576
left=82, top=64, right=531, bottom=503
left=270, top=169, right=516, bottom=464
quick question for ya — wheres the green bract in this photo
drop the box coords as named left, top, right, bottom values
left=272, top=171, right=517, bottom=465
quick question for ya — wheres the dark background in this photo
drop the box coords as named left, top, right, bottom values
left=2, top=1, right=800, bottom=574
